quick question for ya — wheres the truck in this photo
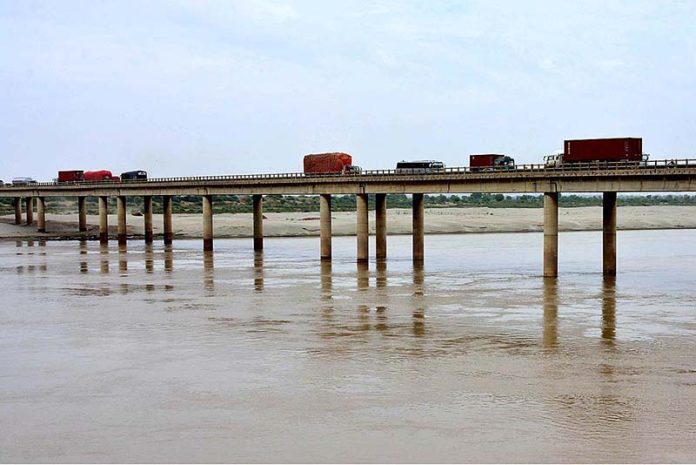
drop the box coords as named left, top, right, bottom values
left=469, top=154, right=515, bottom=171
left=545, top=137, right=646, bottom=166
left=84, top=170, right=120, bottom=182
left=58, top=170, right=85, bottom=182
left=303, top=153, right=361, bottom=175
left=121, top=170, right=147, bottom=180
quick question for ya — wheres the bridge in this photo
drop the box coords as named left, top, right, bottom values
left=2, top=159, right=696, bottom=277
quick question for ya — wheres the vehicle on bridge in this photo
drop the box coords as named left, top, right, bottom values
left=395, top=160, right=445, bottom=173
left=469, top=154, right=515, bottom=171
left=121, top=170, right=148, bottom=180
left=58, top=170, right=85, bottom=182
left=545, top=137, right=647, bottom=166
left=304, top=153, right=362, bottom=175
left=12, top=177, right=37, bottom=186
left=84, top=170, right=120, bottom=182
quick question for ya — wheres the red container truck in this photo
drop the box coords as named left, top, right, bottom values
left=469, top=154, right=515, bottom=170
left=545, top=137, right=644, bottom=166
left=303, top=152, right=361, bottom=174
left=58, top=170, right=85, bottom=182
left=84, top=170, right=120, bottom=181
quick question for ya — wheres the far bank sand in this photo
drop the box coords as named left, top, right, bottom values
left=1, top=206, right=695, bottom=240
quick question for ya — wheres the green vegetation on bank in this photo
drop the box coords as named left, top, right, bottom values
left=2, top=193, right=696, bottom=215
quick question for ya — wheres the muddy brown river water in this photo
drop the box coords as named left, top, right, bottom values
left=1, top=230, right=695, bottom=462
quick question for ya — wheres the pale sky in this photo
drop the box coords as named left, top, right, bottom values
left=1, top=0, right=695, bottom=180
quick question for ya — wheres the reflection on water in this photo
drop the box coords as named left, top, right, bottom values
left=2, top=231, right=696, bottom=463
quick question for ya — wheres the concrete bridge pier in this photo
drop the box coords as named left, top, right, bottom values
left=376, top=193, right=387, bottom=260
left=603, top=192, right=617, bottom=276
left=543, top=192, right=559, bottom=277
left=320, top=194, right=332, bottom=260
left=356, top=193, right=369, bottom=263
left=143, top=196, right=153, bottom=244
left=99, top=196, right=109, bottom=244
left=14, top=197, right=22, bottom=225
left=163, top=195, right=173, bottom=245
left=253, top=194, right=263, bottom=251
left=37, top=197, right=46, bottom=233
left=25, top=197, right=33, bottom=225
left=117, top=196, right=127, bottom=245
left=78, top=197, right=87, bottom=232
left=412, top=193, right=424, bottom=263
left=202, top=195, right=214, bottom=251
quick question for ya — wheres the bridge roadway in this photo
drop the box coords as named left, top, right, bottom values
left=2, top=159, right=696, bottom=277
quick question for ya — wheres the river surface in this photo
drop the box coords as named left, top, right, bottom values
left=1, top=230, right=695, bottom=462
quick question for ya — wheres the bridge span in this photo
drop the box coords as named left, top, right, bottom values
left=2, top=159, right=696, bottom=277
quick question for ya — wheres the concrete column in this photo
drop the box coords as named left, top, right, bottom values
left=163, top=195, right=173, bottom=245
left=356, top=193, right=369, bottom=262
left=202, top=195, right=213, bottom=251
left=25, top=197, right=33, bottom=225
left=412, top=193, right=424, bottom=263
left=99, top=196, right=109, bottom=244
left=14, top=197, right=22, bottom=225
left=37, top=197, right=46, bottom=233
left=253, top=194, right=263, bottom=251
left=543, top=192, right=559, bottom=278
left=117, top=196, right=127, bottom=245
left=143, top=196, right=153, bottom=244
left=78, top=197, right=87, bottom=232
left=376, top=193, right=387, bottom=260
left=320, top=194, right=332, bottom=260
left=603, top=192, right=617, bottom=276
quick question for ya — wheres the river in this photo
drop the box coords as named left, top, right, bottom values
left=1, top=230, right=695, bottom=462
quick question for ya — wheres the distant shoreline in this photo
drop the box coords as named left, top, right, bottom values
left=2, top=206, right=696, bottom=241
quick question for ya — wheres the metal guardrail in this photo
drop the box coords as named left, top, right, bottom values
left=2, top=158, right=696, bottom=188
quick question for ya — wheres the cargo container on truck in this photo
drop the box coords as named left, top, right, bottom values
left=545, top=137, right=646, bottom=166
left=303, top=153, right=361, bottom=174
left=469, top=154, right=515, bottom=171
left=58, top=170, right=85, bottom=182
left=84, top=170, right=120, bottom=181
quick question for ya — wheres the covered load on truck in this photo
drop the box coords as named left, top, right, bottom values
left=545, top=137, right=645, bottom=166
left=58, top=170, right=85, bottom=182
left=469, top=154, right=515, bottom=170
left=84, top=170, right=119, bottom=181
left=303, top=152, right=361, bottom=174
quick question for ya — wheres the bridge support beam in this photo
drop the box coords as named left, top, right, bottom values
left=78, top=197, right=87, bottom=232
left=163, top=195, right=173, bottom=245
left=143, top=196, right=153, bottom=244
left=376, top=193, right=387, bottom=260
left=203, top=195, right=214, bottom=251
left=37, top=197, right=46, bottom=233
left=356, top=193, right=369, bottom=262
left=412, top=193, right=424, bottom=263
left=14, top=197, right=22, bottom=225
left=320, top=194, right=332, bottom=260
left=603, top=192, right=617, bottom=276
left=99, top=196, right=109, bottom=244
left=25, top=197, right=33, bottom=226
left=253, top=194, right=263, bottom=251
left=543, top=192, right=559, bottom=277
left=117, top=196, right=127, bottom=245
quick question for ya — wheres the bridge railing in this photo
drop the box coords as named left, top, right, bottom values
left=2, top=158, right=696, bottom=187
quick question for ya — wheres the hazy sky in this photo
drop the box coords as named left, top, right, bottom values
left=1, top=0, right=695, bottom=180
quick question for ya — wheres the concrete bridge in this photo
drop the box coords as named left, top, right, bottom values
left=2, top=159, right=695, bottom=277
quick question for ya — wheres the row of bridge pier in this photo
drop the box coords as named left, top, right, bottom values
left=7, top=191, right=618, bottom=277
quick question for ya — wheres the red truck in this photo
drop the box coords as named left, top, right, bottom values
left=84, top=170, right=120, bottom=181
left=469, top=154, right=515, bottom=171
left=58, top=170, right=85, bottom=182
left=303, top=153, right=361, bottom=174
left=545, top=137, right=645, bottom=166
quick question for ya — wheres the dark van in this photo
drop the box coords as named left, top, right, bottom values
left=121, top=170, right=148, bottom=180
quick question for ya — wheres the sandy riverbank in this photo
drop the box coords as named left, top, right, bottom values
left=1, top=206, right=695, bottom=240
